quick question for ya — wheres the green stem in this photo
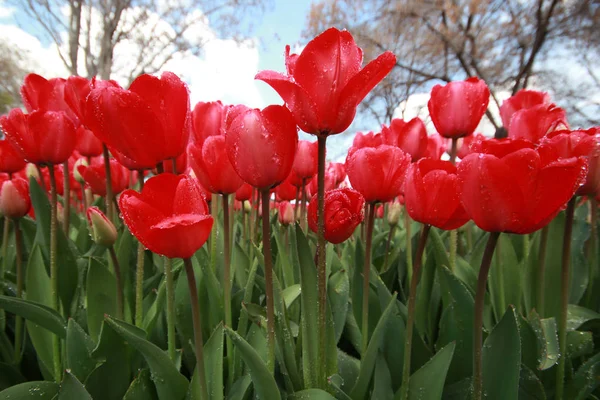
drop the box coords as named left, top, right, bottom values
left=585, top=198, right=598, bottom=307
left=466, top=222, right=473, bottom=253
left=316, top=136, right=328, bottom=388
left=48, top=165, right=62, bottom=381
left=536, top=226, right=549, bottom=316
left=222, top=194, right=234, bottom=386
left=473, top=231, right=501, bottom=400
left=449, top=229, right=457, bottom=272
left=135, top=174, right=145, bottom=328
left=382, top=225, right=396, bottom=272
left=210, top=194, right=218, bottom=272
left=108, top=247, right=124, bottom=320
left=13, top=218, right=24, bottom=364
left=0, top=217, right=8, bottom=333
left=164, top=258, right=177, bottom=363
left=405, top=210, right=413, bottom=286
left=449, top=138, right=458, bottom=165
left=301, top=178, right=307, bottom=232
left=183, top=258, right=209, bottom=400
left=102, top=145, right=114, bottom=221
left=261, top=190, right=276, bottom=373
left=400, top=224, right=431, bottom=400
left=556, top=198, right=577, bottom=400
left=62, top=160, right=70, bottom=235
left=362, top=202, right=376, bottom=354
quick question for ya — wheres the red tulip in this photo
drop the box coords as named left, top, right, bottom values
left=225, top=105, right=298, bottom=190
left=85, top=72, right=190, bottom=169
left=256, top=27, right=396, bottom=135
left=499, top=89, right=551, bottom=129
left=235, top=183, right=253, bottom=202
left=77, top=157, right=129, bottom=196
left=20, top=74, right=79, bottom=123
left=538, top=128, right=600, bottom=196
left=1, top=109, right=76, bottom=165
left=346, top=145, right=411, bottom=203
left=352, top=131, right=382, bottom=149
left=189, top=135, right=244, bottom=195
left=375, top=204, right=384, bottom=219
left=404, top=159, right=469, bottom=230
left=64, top=76, right=121, bottom=123
left=458, top=145, right=587, bottom=234
left=428, top=77, right=490, bottom=139
left=191, top=101, right=229, bottom=146
left=507, top=103, right=567, bottom=143
left=327, top=162, right=346, bottom=184
left=0, top=178, right=30, bottom=219
left=382, top=118, right=428, bottom=161
left=275, top=175, right=297, bottom=201
left=278, top=201, right=295, bottom=225
left=424, top=135, right=447, bottom=160
left=0, top=140, right=26, bottom=174
left=160, top=151, right=187, bottom=174
left=456, top=133, right=486, bottom=160
left=292, top=140, right=318, bottom=179
left=75, top=125, right=103, bottom=158
left=307, top=188, right=365, bottom=243
left=119, top=173, right=214, bottom=258
left=307, top=172, right=336, bottom=198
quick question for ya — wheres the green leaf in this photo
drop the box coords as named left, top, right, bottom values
left=224, top=326, right=281, bottom=400
left=350, top=295, right=398, bottom=400
left=566, top=331, right=594, bottom=359
left=528, top=311, right=559, bottom=371
left=58, top=370, right=92, bottom=400
left=0, top=295, right=66, bottom=337
left=288, top=389, right=337, bottom=399
left=86, top=257, right=117, bottom=342
left=124, top=369, right=158, bottom=400
left=567, top=304, right=600, bottom=330
left=105, top=316, right=189, bottom=400
left=482, top=307, right=521, bottom=400
left=0, top=362, right=25, bottom=391
left=188, top=324, right=223, bottom=400
left=488, top=235, right=521, bottom=320
left=66, top=319, right=98, bottom=383
left=328, top=269, right=350, bottom=344
left=518, top=365, right=546, bottom=400
left=565, top=352, right=600, bottom=399
left=397, top=341, right=455, bottom=400
left=282, top=284, right=301, bottom=309
left=296, top=224, right=320, bottom=388
left=0, top=381, right=59, bottom=399
left=372, top=354, right=393, bottom=400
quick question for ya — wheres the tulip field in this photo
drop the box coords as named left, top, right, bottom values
left=1, top=27, right=600, bottom=400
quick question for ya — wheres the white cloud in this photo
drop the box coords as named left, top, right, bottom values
left=0, top=4, right=15, bottom=18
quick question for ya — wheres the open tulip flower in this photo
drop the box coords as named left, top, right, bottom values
left=507, top=103, right=568, bottom=143
left=499, top=89, right=551, bottom=129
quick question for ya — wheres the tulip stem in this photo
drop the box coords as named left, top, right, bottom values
left=466, top=222, right=473, bottom=253
left=183, top=257, right=209, bottom=400
left=163, top=257, right=177, bottom=363
left=135, top=175, right=145, bottom=328
left=585, top=198, right=598, bottom=308
left=210, top=193, right=218, bottom=272
left=473, top=231, right=501, bottom=400
left=536, top=226, right=549, bottom=316
left=405, top=210, right=413, bottom=286
left=108, top=246, right=124, bottom=320
left=62, top=160, right=70, bottom=236
left=301, top=178, right=307, bottom=232
left=13, top=218, right=24, bottom=364
left=449, top=138, right=458, bottom=165
left=222, top=194, right=234, bottom=386
left=261, top=190, right=276, bottom=373
left=102, top=145, right=114, bottom=222
left=1, top=216, right=9, bottom=291
left=400, top=224, right=431, bottom=400
left=382, top=225, right=396, bottom=272
left=362, top=202, right=376, bottom=354
left=556, top=198, right=577, bottom=400
left=449, top=229, right=457, bottom=272
left=48, top=165, right=62, bottom=382
left=316, top=135, right=328, bottom=388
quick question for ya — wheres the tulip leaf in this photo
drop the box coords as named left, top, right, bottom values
left=528, top=311, right=559, bottom=371
left=86, top=257, right=117, bottom=342
left=104, top=316, right=189, bottom=400
left=488, top=235, right=521, bottom=321
left=0, top=362, right=26, bottom=390
left=328, top=269, right=350, bottom=344
left=288, top=389, right=337, bottom=399
left=65, top=319, right=98, bottom=383
left=0, top=295, right=66, bottom=338
left=518, top=364, right=546, bottom=400
left=58, top=370, right=92, bottom=400
left=282, top=284, right=301, bottom=309
left=188, top=324, right=223, bottom=400
left=564, top=351, right=600, bottom=399
left=0, top=381, right=59, bottom=399
left=224, top=326, right=281, bottom=400
left=124, top=369, right=158, bottom=400
left=566, top=330, right=594, bottom=359
left=482, top=306, right=521, bottom=400
left=372, top=354, right=394, bottom=400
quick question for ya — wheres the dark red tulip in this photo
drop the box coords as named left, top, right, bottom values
left=226, top=105, right=298, bottom=190
left=1, top=109, right=76, bottom=165
left=85, top=72, right=190, bottom=169
left=307, top=188, right=365, bottom=243
left=256, top=27, right=396, bottom=135
left=538, top=128, right=600, bottom=196
left=0, top=177, right=31, bottom=219
left=458, top=145, right=587, bottom=234
left=292, top=140, right=318, bottom=180
left=275, top=175, right=297, bottom=201
left=499, top=89, right=551, bottom=129
left=404, top=159, right=469, bottom=230
left=189, top=135, right=244, bottom=195
left=428, top=77, right=490, bottom=139
left=507, top=103, right=567, bottom=143
left=0, top=140, right=26, bottom=174
left=119, top=173, right=214, bottom=258
left=352, top=131, right=382, bottom=149
left=346, top=145, right=411, bottom=203
left=75, top=125, right=103, bottom=158
left=77, top=157, right=129, bottom=196
left=382, top=117, right=428, bottom=161
left=191, top=101, right=229, bottom=146
left=235, top=183, right=253, bottom=202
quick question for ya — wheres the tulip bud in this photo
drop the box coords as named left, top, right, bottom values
left=25, top=163, right=40, bottom=180
left=278, top=201, right=295, bottom=225
left=73, top=158, right=89, bottom=185
left=387, top=202, right=402, bottom=226
left=0, top=178, right=31, bottom=219
left=243, top=200, right=252, bottom=214
left=87, top=206, right=117, bottom=246
left=308, top=188, right=365, bottom=244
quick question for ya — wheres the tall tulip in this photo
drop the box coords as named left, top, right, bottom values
left=382, top=117, right=428, bottom=161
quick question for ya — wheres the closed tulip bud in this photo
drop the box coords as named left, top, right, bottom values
left=73, top=158, right=89, bottom=185
left=25, top=163, right=40, bottom=180
left=308, top=188, right=365, bottom=244
left=87, top=206, right=117, bottom=247
left=387, top=202, right=402, bottom=226
left=278, top=201, right=295, bottom=225
left=243, top=200, right=252, bottom=214
left=0, top=178, right=31, bottom=219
